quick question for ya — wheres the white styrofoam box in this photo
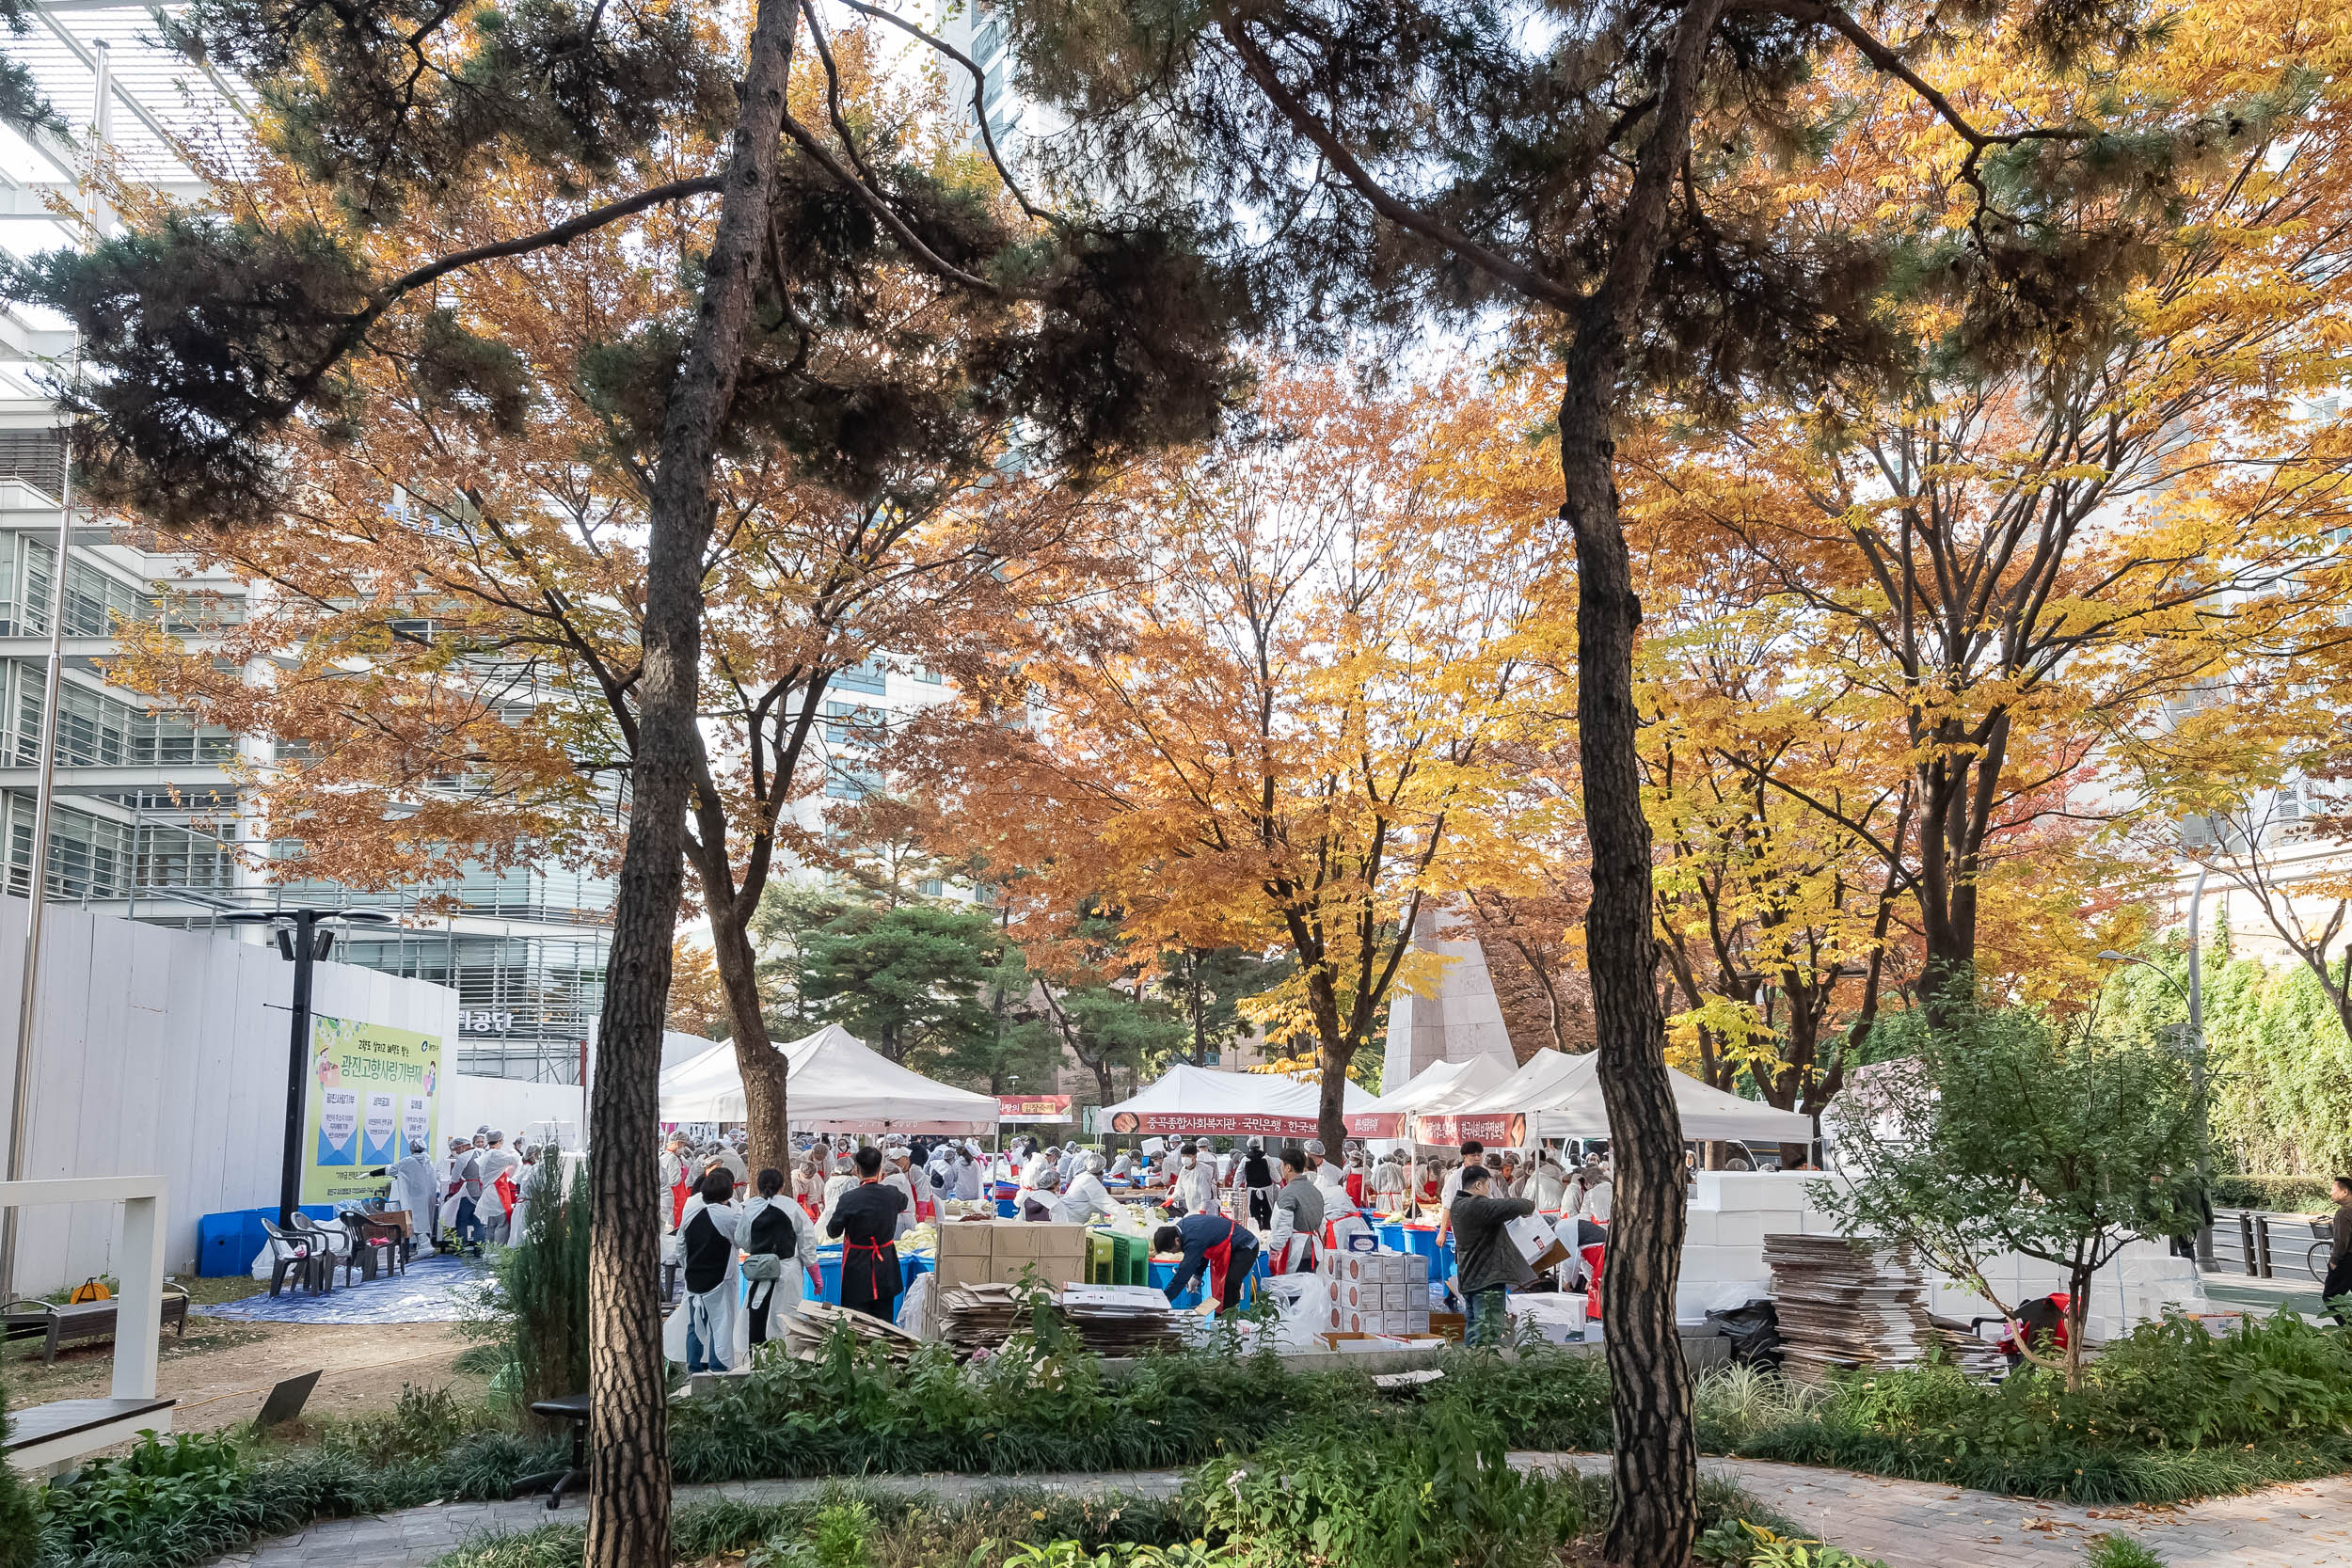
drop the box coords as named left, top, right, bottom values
left=1384, top=1284, right=1412, bottom=1311
left=1507, top=1293, right=1588, bottom=1340
left=1320, top=1249, right=1345, bottom=1278
left=1678, top=1244, right=1730, bottom=1283
left=1337, top=1279, right=1375, bottom=1310
left=1713, top=1211, right=1766, bottom=1249
left=1680, top=1211, right=1719, bottom=1246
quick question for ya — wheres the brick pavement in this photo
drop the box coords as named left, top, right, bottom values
left=207, top=1457, right=2352, bottom=1568
left=1531, top=1454, right=2352, bottom=1567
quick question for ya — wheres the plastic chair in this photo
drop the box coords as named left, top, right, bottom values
left=289, top=1212, right=358, bottom=1288
left=340, top=1208, right=406, bottom=1278
left=258, top=1219, right=331, bottom=1296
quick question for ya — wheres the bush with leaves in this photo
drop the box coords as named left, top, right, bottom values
left=1739, top=1310, right=2352, bottom=1501
left=455, top=1151, right=590, bottom=1414
left=1820, top=994, right=2208, bottom=1389
left=0, top=1378, right=44, bottom=1568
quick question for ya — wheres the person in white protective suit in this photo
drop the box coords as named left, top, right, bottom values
left=1263, top=1147, right=1326, bottom=1275
left=1370, top=1150, right=1409, bottom=1214
left=387, top=1138, right=439, bottom=1245
left=953, top=1147, right=983, bottom=1201
left=1022, top=1144, right=1057, bottom=1189
left=882, top=1147, right=921, bottom=1236
left=472, top=1131, right=522, bottom=1243
left=1172, top=1142, right=1220, bottom=1216
left=1062, top=1152, right=1124, bottom=1226
left=817, top=1154, right=858, bottom=1235
left=1014, top=1164, right=1071, bottom=1222
left=739, top=1166, right=819, bottom=1345
left=1531, top=1150, right=1567, bottom=1211
left=664, top=1167, right=746, bottom=1372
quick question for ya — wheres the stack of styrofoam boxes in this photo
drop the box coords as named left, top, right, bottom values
left=1320, top=1246, right=1432, bottom=1337
left=1675, top=1172, right=1843, bottom=1323
left=1677, top=1171, right=2203, bottom=1344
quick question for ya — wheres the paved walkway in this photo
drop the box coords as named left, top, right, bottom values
left=1532, top=1455, right=2352, bottom=1567
left=209, top=1457, right=2352, bottom=1568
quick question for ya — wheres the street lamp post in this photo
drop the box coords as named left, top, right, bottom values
left=224, top=909, right=394, bottom=1224
left=2099, top=864, right=2214, bottom=1268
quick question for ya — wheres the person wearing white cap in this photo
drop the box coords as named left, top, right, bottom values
left=1370, top=1150, right=1408, bottom=1214
left=1063, top=1151, right=1122, bottom=1226
left=953, top=1145, right=983, bottom=1201
left=386, top=1137, right=439, bottom=1247
left=1023, top=1144, right=1057, bottom=1189
left=1014, top=1164, right=1070, bottom=1222
left=474, top=1131, right=522, bottom=1242
left=1531, top=1150, right=1567, bottom=1212
left=882, top=1147, right=920, bottom=1236
left=1172, top=1142, right=1219, bottom=1217
left=1309, top=1138, right=1350, bottom=1205
left=818, top=1153, right=857, bottom=1236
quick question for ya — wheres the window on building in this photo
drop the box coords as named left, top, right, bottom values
left=833, top=659, right=888, bottom=695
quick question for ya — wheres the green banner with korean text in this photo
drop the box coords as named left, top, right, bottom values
left=302, top=1014, right=443, bottom=1207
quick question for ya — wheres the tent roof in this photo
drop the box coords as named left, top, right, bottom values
left=1415, top=1048, right=1812, bottom=1145
left=1100, top=1063, right=1374, bottom=1138
left=659, top=1023, right=1000, bottom=1132
left=1345, top=1055, right=1513, bottom=1137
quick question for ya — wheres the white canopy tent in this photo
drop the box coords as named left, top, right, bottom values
left=1414, top=1048, right=1813, bottom=1147
left=1345, top=1054, right=1513, bottom=1139
left=1100, top=1063, right=1376, bottom=1139
left=659, top=1023, right=1000, bottom=1134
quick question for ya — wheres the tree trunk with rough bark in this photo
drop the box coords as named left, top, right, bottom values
left=707, top=892, right=790, bottom=1170
left=1564, top=376, right=1699, bottom=1568
left=1315, top=1043, right=1351, bottom=1156
left=1562, top=5, right=1724, bottom=1561
left=583, top=8, right=798, bottom=1567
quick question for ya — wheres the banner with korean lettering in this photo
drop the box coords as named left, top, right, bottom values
left=997, top=1094, right=1073, bottom=1122
left=303, top=1015, right=443, bottom=1206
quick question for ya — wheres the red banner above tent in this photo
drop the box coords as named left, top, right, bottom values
left=1413, top=1111, right=1529, bottom=1148
left=997, top=1094, right=1073, bottom=1122
left=1106, top=1110, right=1323, bottom=1137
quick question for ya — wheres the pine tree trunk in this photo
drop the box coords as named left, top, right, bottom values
left=707, top=895, right=790, bottom=1170
left=1552, top=8, right=1724, bottom=1558
left=583, top=7, right=797, bottom=1566
left=1564, top=383, right=1697, bottom=1568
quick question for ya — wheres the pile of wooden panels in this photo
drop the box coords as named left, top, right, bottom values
left=1764, top=1234, right=2005, bottom=1381
left=775, top=1299, right=924, bottom=1362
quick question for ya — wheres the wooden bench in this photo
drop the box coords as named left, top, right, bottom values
left=4, top=1395, right=176, bottom=1473
left=3, top=1291, right=189, bottom=1364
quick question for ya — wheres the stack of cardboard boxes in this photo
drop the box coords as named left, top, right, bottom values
left=932, top=1219, right=1091, bottom=1292
left=1319, top=1247, right=1432, bottom=1337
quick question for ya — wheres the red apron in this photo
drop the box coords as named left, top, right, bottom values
left=670, top=1178, right=692, bottom=1229
left=495, top=1171, right=520, bottom=1222
left=1344, top=1171, right=1365, bottom=1207
left=1200, top=1216, right=1244, bottom=1305
left=842, top=1237, right=895, bottom=1307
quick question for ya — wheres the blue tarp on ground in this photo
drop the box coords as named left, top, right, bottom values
left=200, top=1249, right=488, bottom=1324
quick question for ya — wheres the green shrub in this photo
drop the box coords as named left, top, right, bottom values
left=1739, top=1311, right=2352, bottom=1502
left=2209, top=1175, right=2334, bottom=1212
left=0, top=1379, right=46, bottom=1568
left=1694, top=1522, right=1890, bottom=1568
left=2084, top=1535, right=2167, bottom=1568
left=458, top=1152, right=590, bottom=1416
left=1191, top=1395, right=1584, bottom=1568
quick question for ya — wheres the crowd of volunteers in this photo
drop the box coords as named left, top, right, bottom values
left=628, top=1123, right=1622, bottom=1370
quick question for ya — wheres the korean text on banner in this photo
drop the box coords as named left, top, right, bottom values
left=304, top=1015, right=443, bottom=1207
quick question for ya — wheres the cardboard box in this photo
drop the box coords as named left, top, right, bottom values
left=1321, top=1332, right=1391, bottom=1354
left=1383, top=1284, right=1412, bottom=1312
left=992, top=1224, right=1041, bottom=1258
left=1035, top=1240, right=1089, bottom=1290
left=935, top=1254, right=994, bottom=1291
left=936, top=1220, right=994, bottom=1259
left=1428, top=1310, right=1466, bottom=1342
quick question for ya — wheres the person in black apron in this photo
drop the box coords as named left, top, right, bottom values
left=1241, top=1140, right=1277, bottom=1229
left=827, top=1145, right=909, bottom=1323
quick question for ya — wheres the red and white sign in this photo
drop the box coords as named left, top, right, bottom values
left=1108, top=1110, right=1324, bottom=1137
left=1412, top=1111, right=1528, bottom=1148
left=997, top=1094, right=1073, bottom=1122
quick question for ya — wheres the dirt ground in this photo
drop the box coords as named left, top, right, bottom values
left=3, top=1290, right=490, bottom=1437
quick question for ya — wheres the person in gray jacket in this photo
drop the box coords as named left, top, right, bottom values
left=1265, top=1145, right=1326, bottom=1274
left=1450, top=1164, right=1536, bottom=1347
